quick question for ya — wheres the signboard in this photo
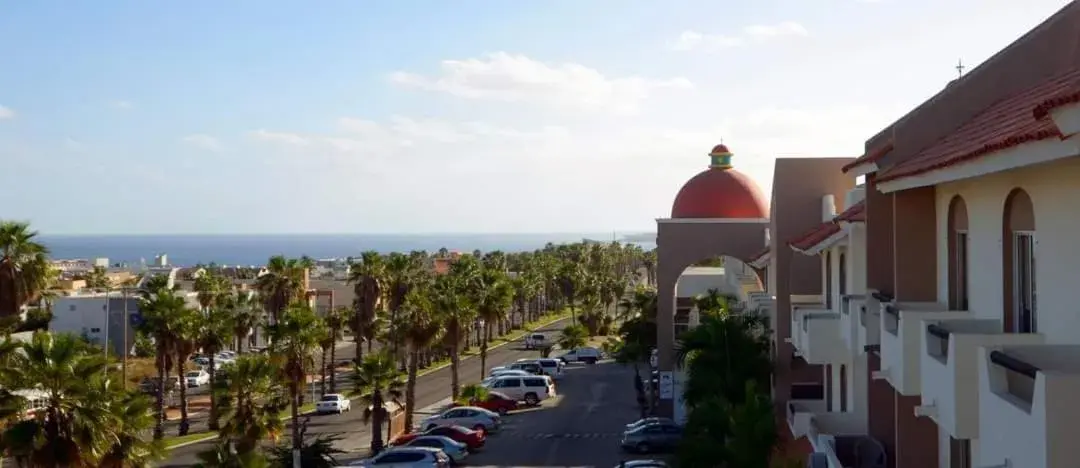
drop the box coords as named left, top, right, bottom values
left=658, top=371, right=674, bottom=399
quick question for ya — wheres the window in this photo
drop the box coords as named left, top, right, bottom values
left=950, top=438, right=972, bottom=468
left=69, top=305, right=76, bottom=311
left=498, top=378, right=521, bottom=388
left=90, top=328, right=101, bottom=333
left=523, top=378, right=545, bottom=387
left=953, top=231, right=969, bottom=310
left=1013, top=232, right=1036, bottom=333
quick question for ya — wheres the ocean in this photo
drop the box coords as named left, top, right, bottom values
left=39, top=234, right=656, bottom=267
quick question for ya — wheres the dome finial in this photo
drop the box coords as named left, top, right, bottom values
left=709, top=143, right=733, bottom=169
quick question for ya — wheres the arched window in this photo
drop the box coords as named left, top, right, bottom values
left=947, top=196, right=970, bottom=310
left=824, top=251, right=833, bottom=308
left=1002, top=189, right=1036, bottom=333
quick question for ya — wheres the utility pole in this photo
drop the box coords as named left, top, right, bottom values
left=122, top=286, right=130, bottom=389
left=103, top=287, right=112, bottom=376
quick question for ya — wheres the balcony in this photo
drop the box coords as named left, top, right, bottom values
left=786, top=383, right=827, bottom=439
left=977, top=344, right=1080, bottom=468
left=792, top=305, right=847, bottom=365
left=918, top=318, right=1044, bottom=439
left=859, top=294, right=882, bottom=353
left=806, top=414, right=886, bottom=468
left=838, top=294, right=865, bottom=354
left=876, top=301, right=967, bottom=395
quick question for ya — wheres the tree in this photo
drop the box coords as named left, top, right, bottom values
left=97, top=390, right=167, bottom=468
left=138, top=289, right=189, bottom=439
left=319, top=306, right=349, bottom=394
left=397, top=288, right=441, bottom=432
left=557, top=324, right=588, bottom=351
left=199, top=307, right=234, bottom=431
left=0, top=221, right=50, bottom=320
left=457, top=384, right=489, bottom=406
left=226, top=291, right=261, bottom=353
left=475, top=267, right=512, bottom=378
left=173, top=307, right=202, bottom=436
left=268, top=433, right=346, bottom=468
left=256, top=256, right=310, bottom=326
left=431, top=264, right=476, bottom=401
left=350, top=351, right=404, bottom=454
left=267, top=304, right=324, bottom=467
left=215, top=354, right=287, bottom=457
left=347, top=251, right=384, bottom=364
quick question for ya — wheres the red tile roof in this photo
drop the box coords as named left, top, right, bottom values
left=1033, top=89, right=1080, bottom=119
left=841, top=141, right=894, bottom=173
left=834, top=201, right=866, bottom=223
left=788, top=222, right=842, bottom=252
left=876, top=68, right=1080, bottom=183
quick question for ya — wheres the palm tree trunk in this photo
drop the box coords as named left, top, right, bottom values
left=178, top=358, right=190, bottom=436
left=329, top=342, right=338, bottom=393
left=355, top=332, right=364, bottom=364
left=479, top=323, right=489, bottom=379
left=405, top=346, right=419, bottom=432
left=153, top=354, right=166, bottom=440
left=291, top=385, right=302, bottom=468
left=370, top=390, right=386, bottom=454
left=449, top=341, right=462, bottom=401
left=320, top=347, right=328, bottom=396
left=208, top=354, right=219, bottom=431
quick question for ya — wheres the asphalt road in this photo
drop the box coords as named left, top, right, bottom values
left=158, top=319, right=569, bottom=466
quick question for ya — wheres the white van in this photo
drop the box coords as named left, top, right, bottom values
left=524, top=333, right=547, bottom=350
left=481, top=374, right=556, bottom=405
left=558, top=347, right=602, bottom=364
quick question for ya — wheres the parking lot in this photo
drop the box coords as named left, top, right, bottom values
left=345, top=358, right=666, bottom=468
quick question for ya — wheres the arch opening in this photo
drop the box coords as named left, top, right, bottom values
left=1001, top=189, right=1036, bottom=333
left=947, top=195, right=970, bottom=311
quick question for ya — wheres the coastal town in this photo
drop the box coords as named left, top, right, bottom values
left=3, top=1, right=1080, bottom=468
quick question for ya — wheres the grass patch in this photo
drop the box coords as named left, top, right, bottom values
left=164, top=431, right=217, bottom=449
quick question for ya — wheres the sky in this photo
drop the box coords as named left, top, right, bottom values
left=0, top=0, right=1072, bottom=235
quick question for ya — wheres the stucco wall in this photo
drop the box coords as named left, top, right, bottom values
left=933, top=156, right=1080, bottom=343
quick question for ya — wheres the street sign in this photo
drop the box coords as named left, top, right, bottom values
left=658, top=371, right=674, bottom=399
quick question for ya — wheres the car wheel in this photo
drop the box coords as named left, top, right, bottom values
left=524, top=393, right=539, bottom=406
left=473, top=424, right=486, bottom=433
left=497, top=407, right=508, bottom=415
left=636, top=442, right=650, bottom=454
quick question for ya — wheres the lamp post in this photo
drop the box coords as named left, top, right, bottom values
left=121, top=285, right=131, bottom=389
left=103, top=287, right=112, bottom=375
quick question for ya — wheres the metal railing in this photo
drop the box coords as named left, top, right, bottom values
left=989, top=350, right=1038, bottom=404
left=925, top=323, right=951, bottom=361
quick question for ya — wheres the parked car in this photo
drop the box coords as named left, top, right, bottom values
left=621, top=422, right=683, bottom=454
left=536, top=358, right=564, bottom=378
left=138, top=376, right=178, bottom=394
left=420, top=406, right=499, bottom=433
left=615, top=460, right=669, bottom=467
left=524, top=333, right=547, bottom=349
left=490, top=369, right=532, bottom=379
left=393, top=425, right=485, bottom=451
left=487, top=366, right=508, bottom=376
left=185, top=370, right=210, bottom=387
left=451, top=391, right=518, bottom=415
left=350, top=447, right=451, bottom=467
left=626, top=417, right=676, bottom=432
left=316, top=394, right=351, bottom=414
left=507, top=361, right=543, bottom=375
left=558, top=347, right=603, bottom=364
left=399, top=436, right=469, bottom=464
left=481, top=375, right=556, bottom=406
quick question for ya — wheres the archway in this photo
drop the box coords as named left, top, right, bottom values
left=947, top=196, right=969, bottom=310
left=1001, top=189, right=1036, bottom=333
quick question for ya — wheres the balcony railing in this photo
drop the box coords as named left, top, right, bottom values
left=787, top=382, right=826, bottom=439
left=790, top=305, right=847, bottom=364
left=860, top=294, right=881, bottom=352
left=806, top=414, right=884, bottom=468
left=917, top=318, right=1044, bottom=439
left=839, top=294, right=865, bottom=354
left=876, top=301, right=967, bottom=395
left=978, top=344, right=1080, bottom=468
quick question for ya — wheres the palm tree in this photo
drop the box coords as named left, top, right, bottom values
left=215, top=354, right=287, bottom=457
left=267, top=304, right=324, bottom=466
left=199, top=307, right=234, bottom=431
left=2, top=332, right=114, bottom=466
left=97, top=390, right=167, bottom=468
left=173, top=307, right=202, bottom=436
left=0, top=221, right=50, bottom=320
left=193, top=270, right=231, bottom=312
left=194, top=440, right=271, bottom=468
left=675, top=312, right=772, bottom=408
left=138, top=289, right=189, bottom=439
left=431, top=267, right=475, bottom=401
left=256, top=256, right=311, bottom=326
left=457, top=383, right=489, bottom=406
left=557, top=324, right=588, bottom=351
left=475, top=267, right=512, bottom=378
left=319, top=306, right=349, bottom=394
left=397, top=288, right=441, bottom=432
left=351, top=351, right=404, bottom=454
left=268, top=434, right=346, bottom=468
left=347, top=251, right=384, bottom=364
left=226, top=291, right=261, bottom=352
left=383, top=252, right=422, bottom=363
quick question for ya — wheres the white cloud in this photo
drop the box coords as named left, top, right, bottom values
left=743, top=21, right=809, bottom=38
left=63, top=137, right=85, bottom=152
left=672, top=31, right=744, bottom=51
left=388, top=52, right=693, bottom=114
left=181, top=134, right=223, bottom=152
left=673, top=21, right=808, bottom=52
left=0, top=105, right=14, bottom=119
left=110, top=100, right=134, bottom=110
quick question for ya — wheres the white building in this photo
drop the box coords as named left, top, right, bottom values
left=52, top=290, right=200, bottom=356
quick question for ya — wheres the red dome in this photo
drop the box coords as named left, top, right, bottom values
left=671, top=145, right=769, bottom=219
left=710, top=144, right=731, bottom=155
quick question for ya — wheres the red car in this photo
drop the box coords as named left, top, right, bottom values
left=393, top=425, right=485, bottom=450
left=451, top=391, right=518, bottom=415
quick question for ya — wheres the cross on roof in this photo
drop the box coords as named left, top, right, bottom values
left=956, top=59, right=965, bottom=78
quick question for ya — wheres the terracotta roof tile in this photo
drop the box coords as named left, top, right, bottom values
left=788, top=222, right=842, bottom=252
left=877, top=68, right=1080, bottom=183
left=1033, top=89, right=1080, bottom=119
left=841, top=141, right=894, bottom=173
left=834, top=201, right=866, bottom=223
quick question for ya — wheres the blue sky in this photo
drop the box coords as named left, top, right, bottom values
left=0, top=0, right=1071, bottom=234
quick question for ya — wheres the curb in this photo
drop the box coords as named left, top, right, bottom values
left=165, top=314, right=570, bottom=451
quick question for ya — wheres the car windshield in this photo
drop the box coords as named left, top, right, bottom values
left=319, top=395, right=339, bottom=402
left=185, top=372, right=200, bottom=378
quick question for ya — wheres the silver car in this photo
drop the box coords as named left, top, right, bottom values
left=620, top=422, right=682, bottom=454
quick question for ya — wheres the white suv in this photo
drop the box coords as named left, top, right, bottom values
left=316, top=394, right=351, bottom=414
left=558, top=347, right=603, bottom=364
left=482, top=375, right=556, bottom=406
left=524, top=333, right=547, bottom=349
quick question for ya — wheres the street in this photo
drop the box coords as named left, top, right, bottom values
left=158, top=319, right=571, bottom=466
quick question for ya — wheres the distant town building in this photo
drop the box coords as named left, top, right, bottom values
left=52, top=290, right=199, bottom=356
